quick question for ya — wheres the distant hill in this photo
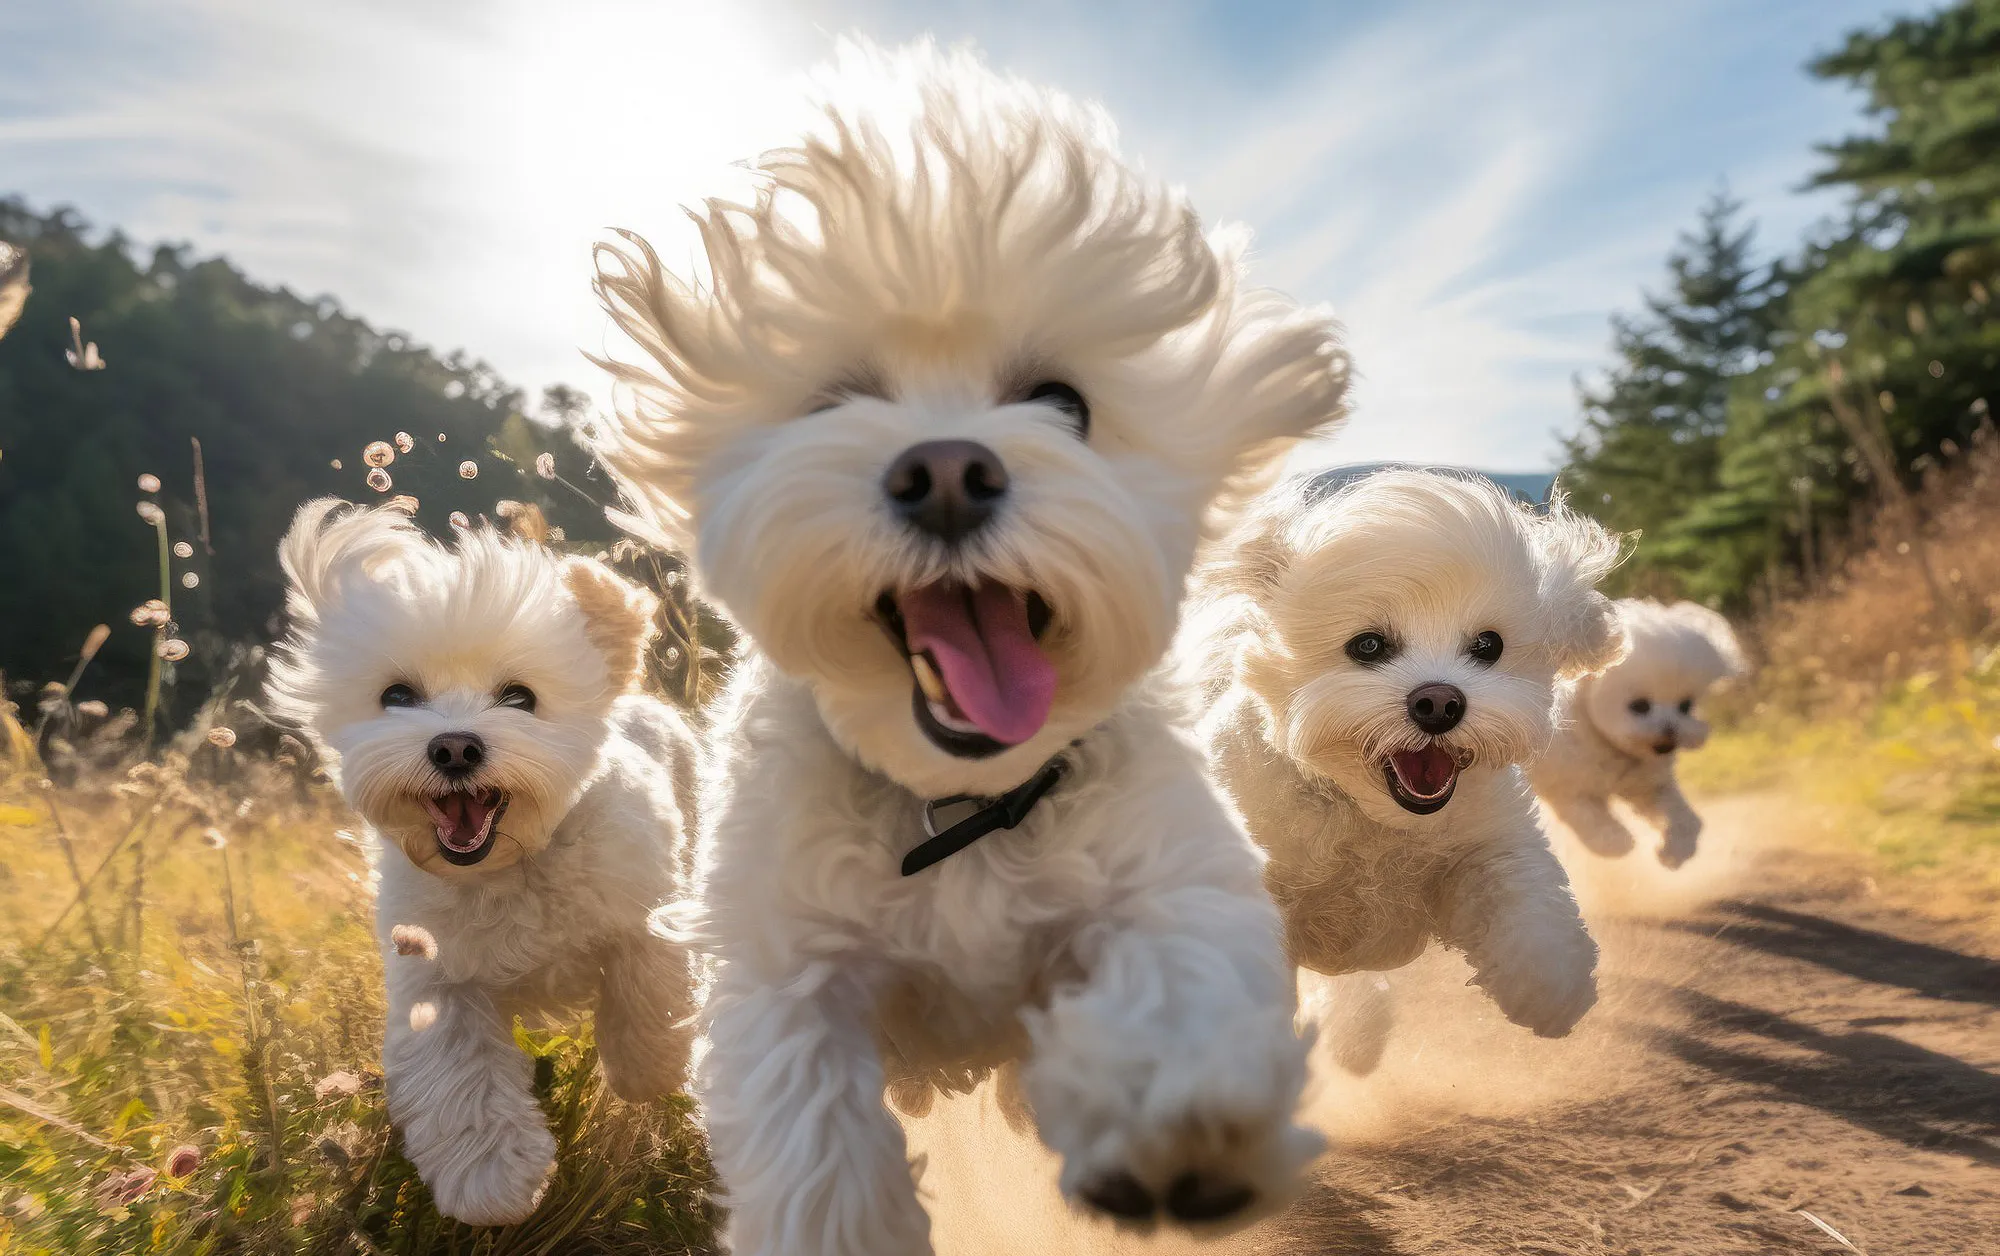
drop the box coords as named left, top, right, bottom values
left=0, top=198, right=607, bottom=718
left=1309, top=463, right=1558, bottom=506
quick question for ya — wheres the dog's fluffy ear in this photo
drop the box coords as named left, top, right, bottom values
left=1665, top=600, right=1747, bottom=682
left=562, top=556, right=661, bottom=693
left=1534, top=500, right=1629, bottom=679
left=276, top=498, right=425, bottom=628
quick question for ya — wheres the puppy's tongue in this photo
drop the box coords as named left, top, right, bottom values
left=421, top=790, right=500, bottom=852
left=899, top=581, right=1055, bottom=745
left=1389, top=745, right=1457, bottom=799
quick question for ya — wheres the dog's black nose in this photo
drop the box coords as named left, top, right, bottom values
left=883, top=439, right=1008, bottom=543
left=428, top=732, right=485, bottom=777
left=1407, top=682, right=1465, bottom=735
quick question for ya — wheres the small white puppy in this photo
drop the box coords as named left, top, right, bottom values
left=1191, top=472, right=1623, bottom=1038
left=591, top=41, right=1348, bottom=1255
left=1530, top=598, right=1745, bottom=869
left=267, top=500, right=699, bottom=1226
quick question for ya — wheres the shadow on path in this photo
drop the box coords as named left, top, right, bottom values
left=1670, top=900, right=2000, bottom=1006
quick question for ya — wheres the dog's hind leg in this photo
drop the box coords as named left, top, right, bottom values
left=595, top=931, right=696, bottom=1102
left=1018, top=781, right=1320, bottom=1231
left=1436, top=821, right=1599, bottom=1038
left=381, top=961, right=556, bottom=1226
left=698, top=961, right=932, bottom=1256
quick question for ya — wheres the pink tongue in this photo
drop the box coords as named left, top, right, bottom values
left=1390, top=745, right=1457, bottom=798
left=425, top=793, right=497, bottom=851
left=899, top=582, right=1056, bottom=745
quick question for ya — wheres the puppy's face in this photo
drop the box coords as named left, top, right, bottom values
left=268, top=503, right=657, bottom=878
left=1582, top=601, right=1743, bottom=759
left=1219, top=474, right=1623, bottom=828
left=593, top=45, right=1347, bottom=797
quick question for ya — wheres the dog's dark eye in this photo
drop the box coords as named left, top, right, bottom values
left=497, top=684, right=537, bottom=713
left=1468, top=630, right=1504, bottom=665
left=1677, top=697, right=1693, bottom=715
left=1024, top=381, right=1089, bottom=439
left=1629, top=697, right=1652, bottom=716
left=380, top=683, right=421, bottom=709
left=1345, top=632, right=1394, bottom=666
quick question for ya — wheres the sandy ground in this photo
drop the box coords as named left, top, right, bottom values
left=907, top=796, right=2000, bottom=1255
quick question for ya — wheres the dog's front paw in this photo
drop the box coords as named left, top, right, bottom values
left=1024, top=1016, right=1321, bottom=1230
left=408, top=1114, right=557, bottom=1226
left=1470, top=921, right=1599, bottom=1038
left=1656, top=817, right=1700, bottom=869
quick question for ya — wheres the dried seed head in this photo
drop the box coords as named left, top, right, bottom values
left=137, top=473, right=161, bottom=493
left=436, top=432, right=447, bottom=442
left=77, top=700, right=108, bottom=718
left=362, top=440, right=395, bottom=468
left=202, top=827, right=227, bottom=849
left=173, top=541, right=193, bottom=559
left=158, top=638, right=189, bottom=662
left=206, top=726, right=237, bottom=748
left=394, top=431, right=415, bottom=453
left=164, top=1145, right=200, bottom=1178
left=386, top=495, right=419, bottom=515
left=365, top=467, right=392, bottom=493
left=330, top=458, right=343, bottom=470
left=548, top=526, right=565, bottom=542
left=535, top=452, right=555, bottom=479
left=448, top=511, right=470, bottom=530
left=180, top=571, right=199, bottom=590
left=136, top=501, right=165, bottom=525
left=391, top=924, right=439, bottom=960
left=495, top=499, right=522, bottom=518
left=457, top=460, right=478, bottom=479
left=130, top=598, right=170, bottom=627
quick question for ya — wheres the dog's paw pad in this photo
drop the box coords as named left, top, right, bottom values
left=1080, top=1171, right=1156, bottom=1220
left=1166, top=1171, right=1255, bottom=1223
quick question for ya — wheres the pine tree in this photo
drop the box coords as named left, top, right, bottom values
left=1562, top=191, right=1785, bottom=597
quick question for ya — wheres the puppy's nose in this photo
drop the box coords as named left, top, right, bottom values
left=883, top=439, right=1009, bottom=543
left=1406, top=682, right=1465, bottom=735
left=1652, top=734, right=1679, bottom=755
left=427, top=732, right=485, bottom=777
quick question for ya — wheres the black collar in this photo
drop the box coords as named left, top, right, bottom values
left=901, top=751, right=1072, bottom=876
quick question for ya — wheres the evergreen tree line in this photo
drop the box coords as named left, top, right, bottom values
left=1563, top=0, right=2000, bottom=617
left=0, top=199, right=619, bottom=720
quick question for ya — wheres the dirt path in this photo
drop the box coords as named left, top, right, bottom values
left=915, top=797, right=2000, bottom=1255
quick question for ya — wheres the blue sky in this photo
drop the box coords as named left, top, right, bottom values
left=0, top=0, right=1903, bottom=470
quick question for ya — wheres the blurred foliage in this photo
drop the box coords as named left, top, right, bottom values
left=1563, top=0, right=2000, bottom=616
left=0, top=199, right=626, bottom=723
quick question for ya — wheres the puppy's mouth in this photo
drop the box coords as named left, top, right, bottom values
left=419, top=787, right=509, bottom=865
left=875, top=582, right=1056, bottom=759
left=1382, top=745, right=1461, bottom=815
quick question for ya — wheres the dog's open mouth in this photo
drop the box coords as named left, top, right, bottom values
left=419, top=787, right=509, bottom=865
left=1383, top=745, right=1459, bottom=815
left=875, top=582, right=1055, bottom=759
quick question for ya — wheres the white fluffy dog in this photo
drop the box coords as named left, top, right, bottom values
left=590, top=41, right=1349, bottom=1255
left=1530, top=598, right=1745, bottom=869
left=1190, top=472, right=1623, bottom=1039
left=267, top=500, right=700, bottom=1225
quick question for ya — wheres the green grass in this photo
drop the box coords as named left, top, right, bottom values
left=0, top=752, right=713, bottom=1256
left=1683, top=659, right=2000, bottom=907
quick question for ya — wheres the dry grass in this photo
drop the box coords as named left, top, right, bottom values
left=1684, top=427, right=2000, bottom=913
left=0, top=745, right=713, bottom=1256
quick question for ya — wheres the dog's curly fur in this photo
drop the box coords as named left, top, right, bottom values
left=1530, top=598, right=1746, bottom=869
left=1189, top=472, right=1623, bottom=1040
left=591, top=39, right=1349, bottom=1255
left=266, top=501, right=700, bottom=1225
